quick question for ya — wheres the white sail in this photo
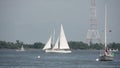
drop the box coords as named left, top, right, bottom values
left=21, top=45, right=24, bottom=51
left=44, top=24, right=71, bottom=53
left=53, top=37, right=59, bottom=49
left=16, top=45, right=25, bottom=51
left=59, top=24, right=70, bottom=49
left=43, top=36, right=52, bottom=50
left=52, top=29, right=55, bottom=45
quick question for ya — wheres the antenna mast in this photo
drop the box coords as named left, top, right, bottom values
left=86, top=0, right=101, bottom=46
left=105, top=4, right=107, bottom=48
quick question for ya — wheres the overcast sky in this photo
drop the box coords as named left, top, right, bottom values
left=0, top=0, right=120, bottom=44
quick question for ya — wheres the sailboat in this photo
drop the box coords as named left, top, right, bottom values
left=43, top=24, right=71, bottom=53
left=16, top=45, right=25, bottom=51
left=99, top=5, right=114, bottom=61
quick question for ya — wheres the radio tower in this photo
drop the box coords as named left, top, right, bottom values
left=86, top=0, right=101, bottom=46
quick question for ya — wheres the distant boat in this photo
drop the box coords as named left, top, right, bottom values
left=99, top=5, right=114, bottom=61
left=16, top=45, right=25, bottom=51
left=112, top=49, right=118, bottom=52
left=43, top=24, right=71, bottom=53
left=109, top=49, right=118, bottom=52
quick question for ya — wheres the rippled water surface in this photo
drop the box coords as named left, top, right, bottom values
left=0, top=49, right=120, bottom=68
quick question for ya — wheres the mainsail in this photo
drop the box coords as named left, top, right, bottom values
left=59, top=24, right=70, bottom=49
left=53, top=24, right=70, bottom=49
left=53, top=37, right=59, bottom=49
left=21, top=45, right=24, bottom=51
left=16, top=45, right=25, bottom=51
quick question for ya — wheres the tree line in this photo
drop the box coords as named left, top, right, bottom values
left=0, top=40, right=120, bottom=50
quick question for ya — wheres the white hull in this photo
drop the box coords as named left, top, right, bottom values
left=99, top=54, right=114, bottom=61
left=45, top=49, right=71, bottom=53
left=16, top=49, right=25, bottom=51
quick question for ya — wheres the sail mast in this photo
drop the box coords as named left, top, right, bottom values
left=105, top=4, right=107, bottom=49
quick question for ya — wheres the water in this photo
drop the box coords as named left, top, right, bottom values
left=0, top=49, right=120, bottom=68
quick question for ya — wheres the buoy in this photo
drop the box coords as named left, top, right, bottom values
left=96, top=58, right=99, bottom=61
left=37, top=56, right=40, bottom=58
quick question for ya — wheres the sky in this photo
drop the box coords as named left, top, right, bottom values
left=0, top=0, right=120, bottom=44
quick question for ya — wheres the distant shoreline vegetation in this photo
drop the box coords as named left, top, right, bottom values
left=0, top=40, right=120, bottom=50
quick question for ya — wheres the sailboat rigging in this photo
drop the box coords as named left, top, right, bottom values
left=98, top=5, right=114, bottom=61
left=43, top=24, right=71, bottom=53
